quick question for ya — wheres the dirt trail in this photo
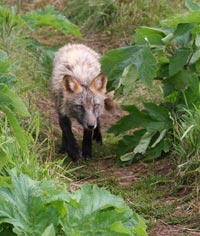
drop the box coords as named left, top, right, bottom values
left=37, top=93, right=199, bottom=236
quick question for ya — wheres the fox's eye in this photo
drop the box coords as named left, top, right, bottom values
left=94, top=104, right=100, bottom=110
left=75, top=105, right=83, bottom=110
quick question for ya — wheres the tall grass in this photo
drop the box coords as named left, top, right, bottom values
left=63, top=0, right=185, bottom=46
left=172, top=107, right=200, bottom=184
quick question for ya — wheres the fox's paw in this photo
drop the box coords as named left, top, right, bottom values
left=59, top=144, right=81, bottom=162
left=93, top=132, right=103, bottom=145
left=82, top=147, right=92, bottom=160
left=68, top=149, right=81, bottom=162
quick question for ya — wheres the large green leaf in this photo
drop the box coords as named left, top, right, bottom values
left=135, top=27, right=166, bottom=45
left=163, top=70, right=193, bottom=97
left=120, top=64, right=139, bottom=98
left=162, top=11, right=200, bottom=27
left=108, top=105, right=152, bottom=135
left=21, top=6, right=81, bottom=38
left=41, top=224, right=55, bottom=236
left=109, top=103, right=171, bottom=135
left=62, top=183, right=148, bottom=236
left=0, top=171, right=67, bottom=236
left=101, top=45, right=157, bottom=91
left=172, top=23, right=195, bottom=47
left=169, top=48, right=191, bottom=76
left=134, top=130, right=156, bottom=155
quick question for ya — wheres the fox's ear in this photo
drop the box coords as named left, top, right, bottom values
left=63, top=75, right=82, bottom=94
left=90, top=73, right=107, bottom=95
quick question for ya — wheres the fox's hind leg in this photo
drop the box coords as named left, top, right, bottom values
left=58, top=114, right=81, bottom=161
left=93, top=118, right=102, bottom=145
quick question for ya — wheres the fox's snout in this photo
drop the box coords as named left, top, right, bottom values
left=86, top=124, right=96, bottom=130
left=77, top=107, right=98, bottom=130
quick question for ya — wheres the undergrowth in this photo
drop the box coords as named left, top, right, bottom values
left=63, top=0, right=186, bottom=46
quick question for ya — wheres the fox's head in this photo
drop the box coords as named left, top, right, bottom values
left=62, top=73, right=107, bottom=130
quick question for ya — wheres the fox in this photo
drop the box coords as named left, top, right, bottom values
left=50, top=44, right=108, bottom=162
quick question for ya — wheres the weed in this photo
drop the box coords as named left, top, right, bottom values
left=172, top=107, right=200, bottom=184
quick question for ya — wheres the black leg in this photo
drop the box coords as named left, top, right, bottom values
left=82, top=129, right=93, bottom=160
left=93, top=119, right=102, bottom=145
left=58, top=114, right=81, bottom=161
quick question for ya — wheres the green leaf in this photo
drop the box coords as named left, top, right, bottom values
left=151, top=129, right=167, bottom=148
left=107, top=221, right=132, bottom=235
left=61, top=183, right=147, bottom=236
left=0, top=106, right=29, bottom=154
left=185, top=0, right=200, bottom=11
left=195, top=33, right=200, bottom=47
left=117, top=130, right=145, bottom=156
left=0, top=171, right=66, bottom=235
left=120, top=64, right=139, bottom=98
left=144, top=138, right=171, bottom=161
left=21, top=6, right=82, bottom=38
left=174, top=23, right=195, bottom=37
left=169, top=48, right=191, bottom=76
left=173, top=23, right=195, bottom=47
left=120, top=152, right=136, bottom=162
left=108, top=105, right=151, bottom=135
left=162, top=11, right=200, bottom=27
left=41, top=224, right=56, bottom=236
left=135, top=27, right=165, bottom=45
left=134, top=131, right=156, bottom=155
left=190, top=49, right=200, bottom=64
left=101, top=45, right=157, bottom=91
left=163, top=70, right=193, bottom=97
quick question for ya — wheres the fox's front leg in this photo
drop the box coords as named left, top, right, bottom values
left=93, top=119, right=102, bottom=145
left=82, top=129, right=93, bottom=160
left=58, top=114, right=81, bottom=161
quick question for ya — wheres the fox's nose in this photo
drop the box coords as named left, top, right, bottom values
left=87, top=125, right=95, bottom=130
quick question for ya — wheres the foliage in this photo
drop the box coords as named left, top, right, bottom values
left=63, top=0, right=118, bottom=31
left=0, top=5, right=81, bottom=39
left=0, top=49, right=30, bottom=160
left=109, top=103, right=172, bottom=164
left=63, top=0, right=185, bottom=46
left=101, top=0, right=200, bottom=164
left=0, top=170, right=148, bottom=236
left=0, top=5, right=81, bottom=178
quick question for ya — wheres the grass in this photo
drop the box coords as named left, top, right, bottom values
left=62, top=0, right=186, bottom=47
left=171, top=106, right=200, bottom=205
